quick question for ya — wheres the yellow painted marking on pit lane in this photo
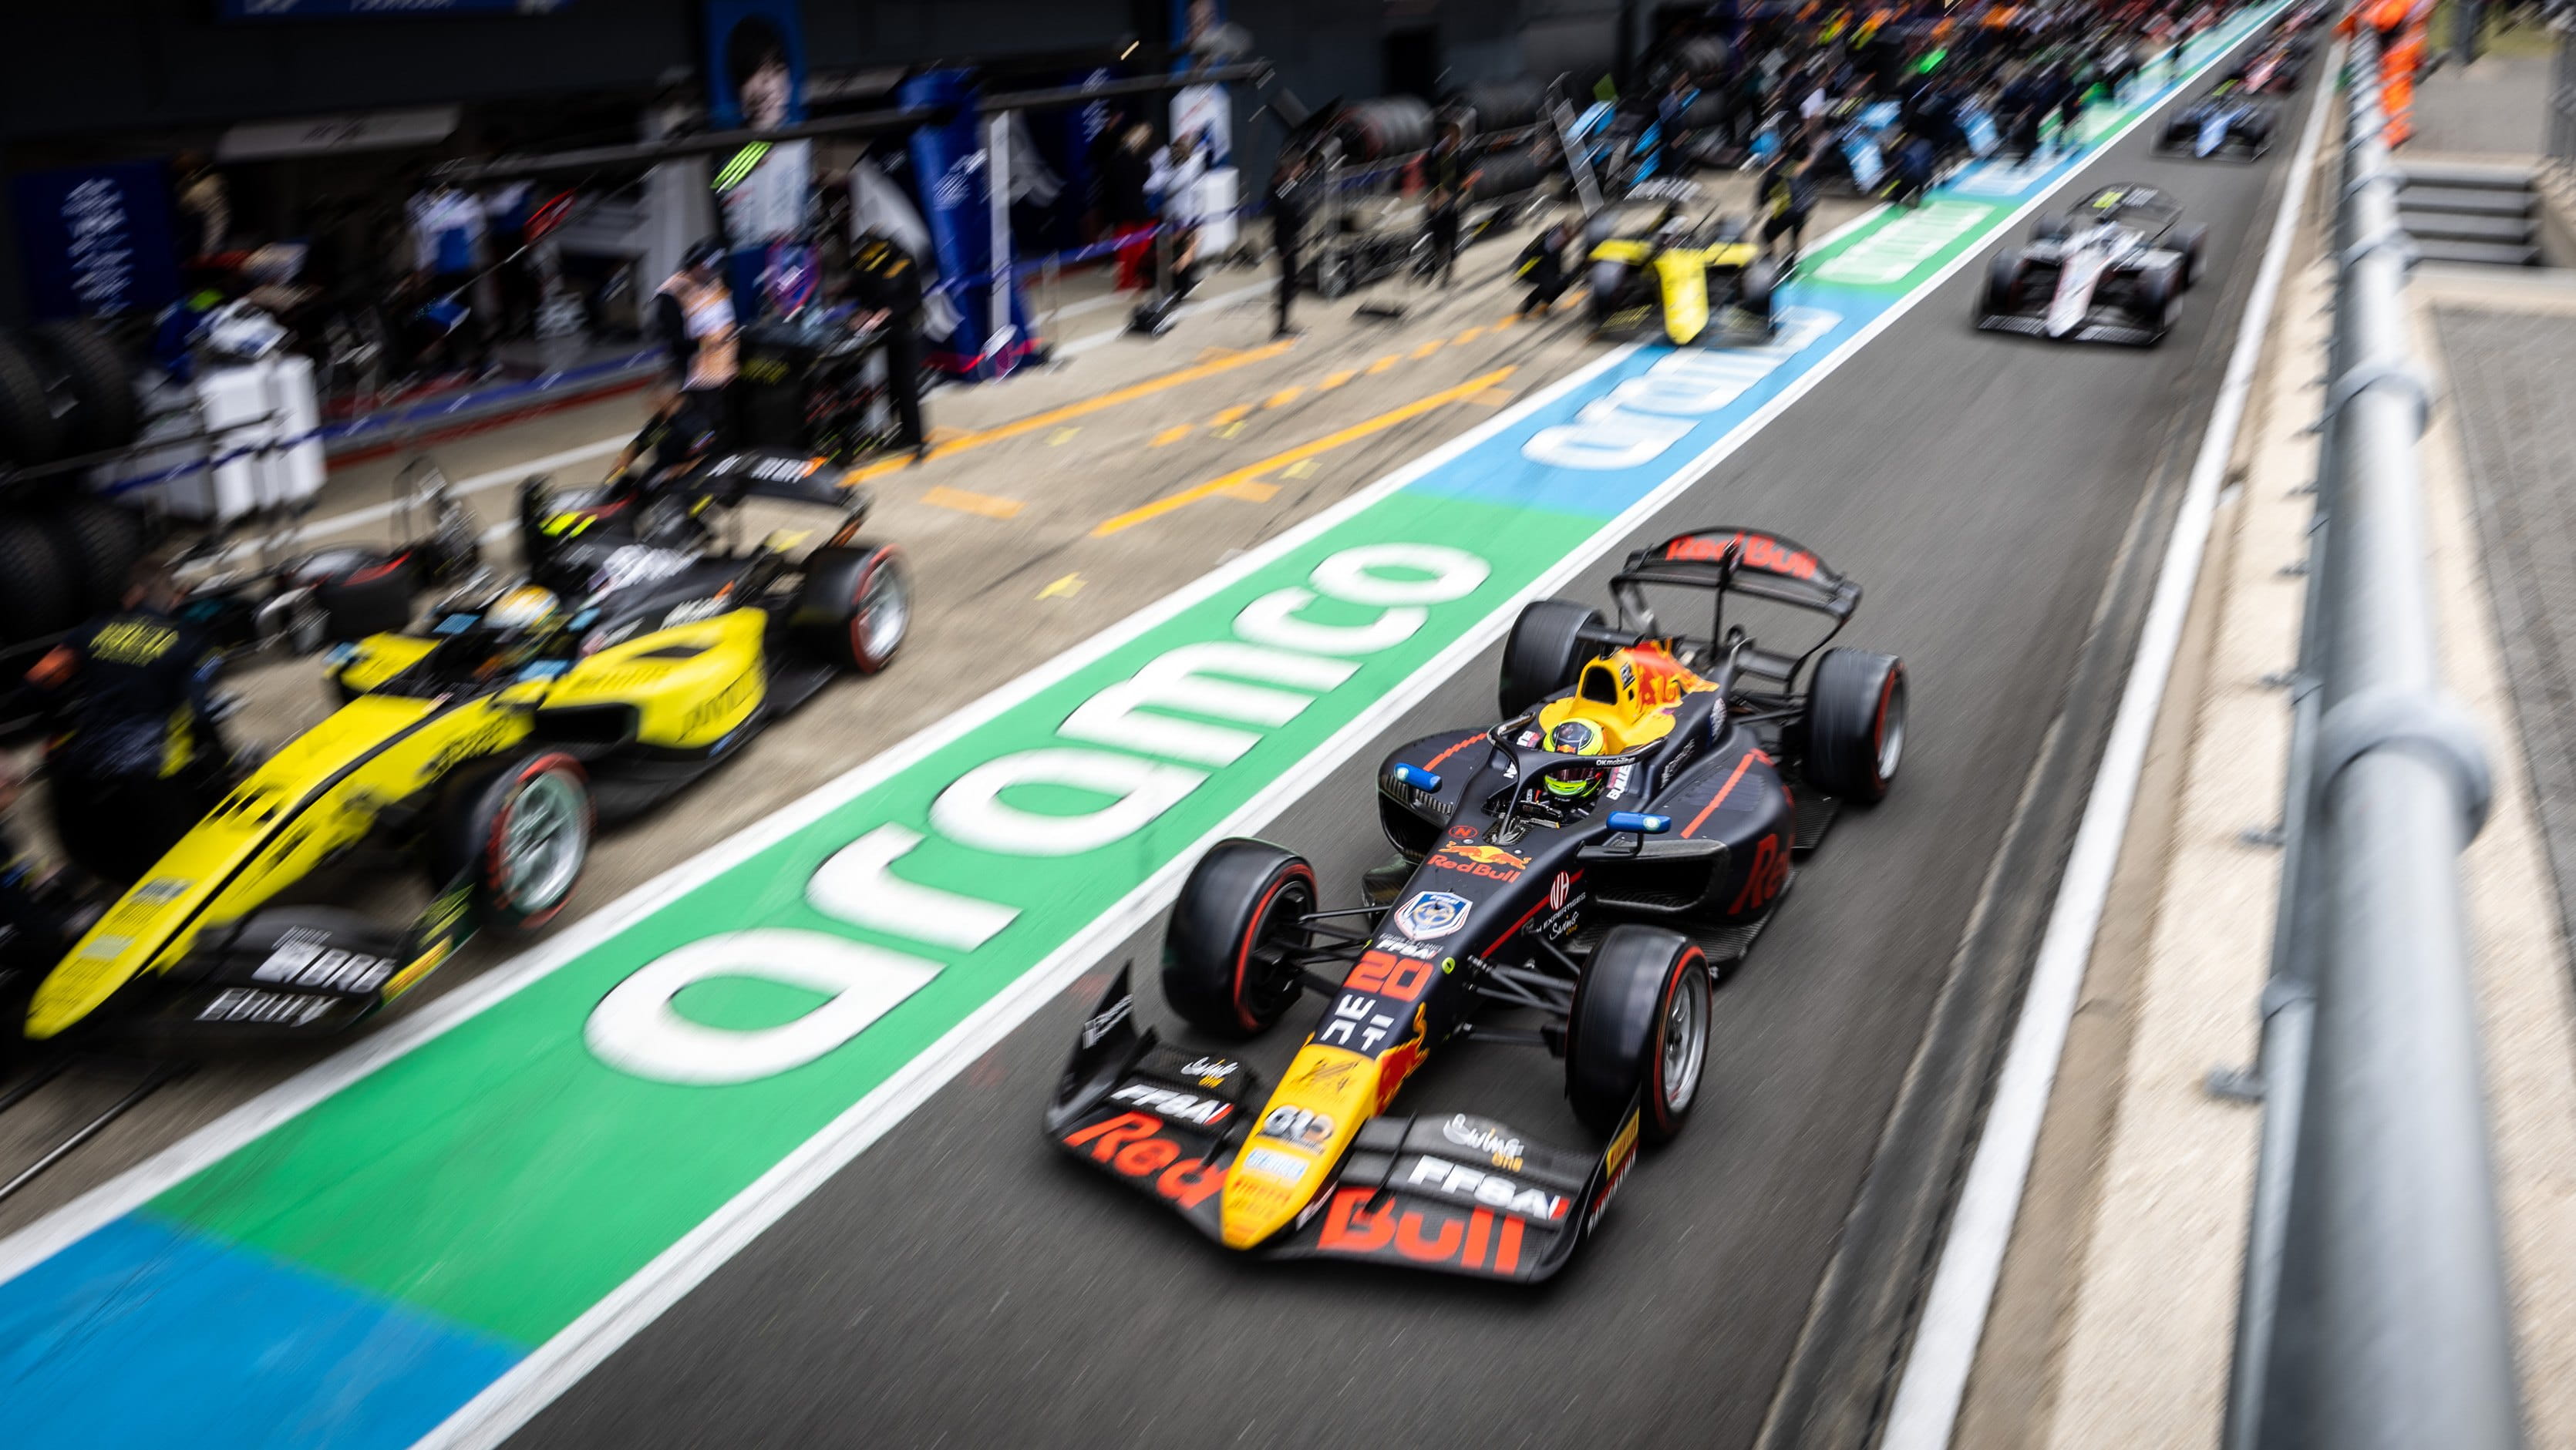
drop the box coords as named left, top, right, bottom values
left=1197, top=345, right=1241, bottom=362
left=1150, top=425, right=1193, bottom=447
left=1467, top=387, right=1516, bottom=407
left=842, top=339, right=1291, bottom=483
left=1366, top=355, right=1400, bottom=375
left=1319, top=369, right=1357, bottom=390
left=1264, top=386, right=1303, bottom=409
left=1090, top=366, right=1516, bottom=538
left=1048, top=428, right=1080, bottom=446
left=1038, top=572, right=1085, bottom=599
left=1281, top=459, right=1319, bottom=479
left=1214, top=422, right=1247, bottom=439
left=1453, top=325, right=1484, bottom=345
left=1220, top=480, right=1280, bottom=502
left=1409, top=339, right=1443, bottom=359
left=1210, top=403, right=1253, bottom=426
left=921, top=486, right=1025, bottom=520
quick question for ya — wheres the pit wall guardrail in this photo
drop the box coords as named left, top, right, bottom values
left=2221, top=24, right=2522, bottom=1450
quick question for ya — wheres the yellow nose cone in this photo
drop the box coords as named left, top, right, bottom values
left=1221, top=1044, right=1377, bottom=1249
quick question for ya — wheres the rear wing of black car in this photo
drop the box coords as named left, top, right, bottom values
left=1607, top=527, right=1862, bottom=687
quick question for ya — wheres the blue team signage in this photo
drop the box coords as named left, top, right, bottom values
left=11, top=163, right=180, bottom=322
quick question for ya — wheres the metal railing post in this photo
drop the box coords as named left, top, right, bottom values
left=2227, top=25, right=2524, bottom=1450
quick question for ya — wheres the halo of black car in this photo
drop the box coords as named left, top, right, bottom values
left=1047, top=527, right=1906, bottom=1280
left=1976, top=183, right=2208, bottom=346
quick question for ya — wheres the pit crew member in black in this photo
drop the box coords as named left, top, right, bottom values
left=1512, top=221, right=1581, bottom=318
left=850, top=230, right=930, bottom=461
left=23, top=557, right=233, bottom=886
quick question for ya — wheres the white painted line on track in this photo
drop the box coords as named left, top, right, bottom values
left=1877, top=40, right=2343, bottom=1450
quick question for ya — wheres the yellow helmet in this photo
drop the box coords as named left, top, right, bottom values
left=487, top=585, right=566, bottom=635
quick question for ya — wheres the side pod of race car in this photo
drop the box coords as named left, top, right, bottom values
left=19, top=449, right=910, bottom=1048
left=1978, top=183, right=2208, bottom=346
left=1048, top=527, right=1910, bottom=1281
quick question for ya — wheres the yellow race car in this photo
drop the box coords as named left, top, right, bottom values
left=22, top=449, right=907, bottom=1046
left=1586, top=210, right=1780, bottom=345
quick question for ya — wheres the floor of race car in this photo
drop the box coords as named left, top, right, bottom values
left=0, top=18, right=2305, bottom=1445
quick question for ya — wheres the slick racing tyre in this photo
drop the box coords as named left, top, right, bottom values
left=29, top=321, right=138, bottom=454
left=0, top=334, right=62, bottom=466
left=1803, top=647, right=1907, bottom=803
left=1983, top=248, right=2023, bottom=318
left=1566, top=925, right=1709, bottom=1142
left=2029, top=212, right=2073, bottom=244
left=431, top=749, right=594, bottom=934
left=0, top=514, right=77, bottom=643
left=44, top=498, right=148, bottom=617
left=1500, top=598, right=1608, bottom=718
left=1737, top=258, right=1780, bottom=332
left=792, top=541, right=910, bottom=673
left=2172, top=223, right=2210, bottom=288
left=1163, top=838, right=1317, bottom=1038
left=2135, top=262, right=2182, bottom=343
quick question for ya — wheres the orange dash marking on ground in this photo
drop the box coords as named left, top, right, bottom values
left=1150, top=425, right=1193, bottom=447
left=1089, top=367, right=1516, bottom=538
left=840, top=339, right=1291, bottom=484
left=921, top=486, right=1025, bottom=520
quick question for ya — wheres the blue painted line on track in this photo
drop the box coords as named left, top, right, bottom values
left=0, top=1216, right=521, bottom=1449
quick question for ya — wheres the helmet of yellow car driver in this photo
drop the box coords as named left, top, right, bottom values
left=487, top=585, right=566, bottom=635
left=1543, top=719, right=1608, bottom=800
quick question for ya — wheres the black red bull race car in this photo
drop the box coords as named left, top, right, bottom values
left=1048, top=527, right=1908, bottom=1281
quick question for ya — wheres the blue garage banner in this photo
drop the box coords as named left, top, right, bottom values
left=12, top=163, right=181, bottom=322
left=901, top=69, right=1035, bottom=380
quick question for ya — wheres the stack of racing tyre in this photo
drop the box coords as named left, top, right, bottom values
left=0, top=322, right=151, bottom=648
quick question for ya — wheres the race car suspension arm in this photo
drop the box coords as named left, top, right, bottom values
left=1463, top=957, right=1577, bottom=1018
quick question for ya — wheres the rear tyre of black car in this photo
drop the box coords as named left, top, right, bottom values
left=793, top=542, right=910, bottom=674
left=1803, top=647, right=1907, bottom=803
left=1500, top=598, right=1606, bottom=718
left=1163, top=838, right=1317, bottom=1039
left=429, top=749, right=594, bottom=935
left=1567, top=925, right=1709, bottom=1143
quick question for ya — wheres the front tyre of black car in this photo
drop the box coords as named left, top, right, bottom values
left=1500, top=598, right=1607, bottom=718
left=1162, top=839, right=1316, bottom=1039
left=1803, top=648, right=1908, bottom=803
left=1567, top=926, right=1709, bottom=1143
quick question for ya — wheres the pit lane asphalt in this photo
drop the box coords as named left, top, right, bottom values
left=510, top=120, right=2301, bottom=1450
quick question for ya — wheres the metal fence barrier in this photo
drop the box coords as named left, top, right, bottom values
left=2221, top=25, right=2522, bottom=1450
